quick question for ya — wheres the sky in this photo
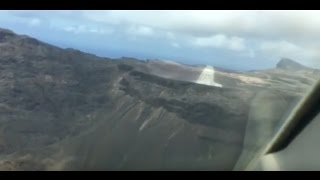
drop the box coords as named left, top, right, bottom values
left=0, top=10, right=319, bottom=71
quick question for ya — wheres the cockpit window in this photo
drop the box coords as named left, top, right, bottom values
left=0, top=10, right=319, bottom=171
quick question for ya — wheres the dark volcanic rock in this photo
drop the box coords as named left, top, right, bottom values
left=0, top=28, right=16, bottom=43
left=276, top=58, right=309, bottom=71
left=0, top=28, right=308, bottom=171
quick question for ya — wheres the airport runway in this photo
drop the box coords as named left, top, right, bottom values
left=196, top=65, right=223, bottom=87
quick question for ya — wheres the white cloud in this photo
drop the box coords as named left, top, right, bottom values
left=126, top=25, right=154, bottom=37
left=193, top=34, right=246, bottom=51
left=247, top=49, right=255, bottom=58
left=63, top=25, right=86, bottom=34
left=259, top=40, right=303, bottom=56
left=171, top=42, right=180, bottom=48
left=29, top=18, right=41, bottom=26
left=63, top=26, right=75, bottom=32
left=63, top=25, right=113, bottom=35
left=81, top=10, right=320, bottom=40
left=166, top=32, right=176, bottom=40
left=88, top=28, right=113, bottom=34
left=240, top=48, right=256, bottom=58
left=2, top=10, right=320, bottom=69
left=259, top=40, right=320, bottom=66
left=6, top=10, right=320, bottom=41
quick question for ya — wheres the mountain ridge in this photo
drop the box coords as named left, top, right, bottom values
left=2, top=27, right=311, bottom=72
left=0, top=27, right=314, bottom=170
left=276, top=58, right=310, bottom=71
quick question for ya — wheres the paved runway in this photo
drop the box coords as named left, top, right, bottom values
left=196, top=65, right=223, bottom=87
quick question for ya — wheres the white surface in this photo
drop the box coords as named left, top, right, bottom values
left=196, top=65, right=223, bottom=87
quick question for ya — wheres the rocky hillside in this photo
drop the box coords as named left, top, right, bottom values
left=277, top=58, right=309, bottom=71
left=0, top=28, right=315, bottom=170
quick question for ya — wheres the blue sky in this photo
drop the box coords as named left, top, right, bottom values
left=0, top=10, right=319, bottom=70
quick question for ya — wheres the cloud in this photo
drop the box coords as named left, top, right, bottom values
left=240, top=48, right=256, bottom=58
left=9, top=10, right=83, bottom=21
left=80, top=10, right=320, bottom=40
left=258, top=40, right=320, bottom=66
left=259, top=40, right=303, bottom=57
left=247, top=49, right=255, bottom=58
left=166, top=32, right=176, bottom=40
left=171, top=42, right=180, bottom=48
left=126, top=25, right=154, bottom=37
left=63, top=25, right=87, bottom=34
left=63, top=25, right=113, bottom=35
left=1, top=10, right=320, bottom=69
left=193, top=34, right=247, bottom=52
left=29, top=18, right=41, bottom=26
left=6, top=10, right=320, bottom=42
left=5, top=10, right=320, bottom=41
